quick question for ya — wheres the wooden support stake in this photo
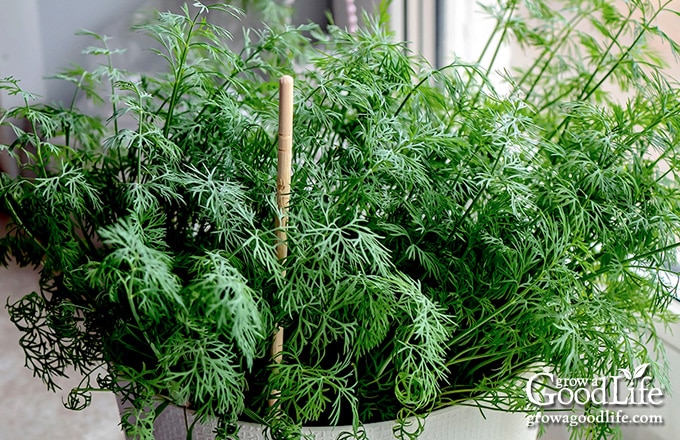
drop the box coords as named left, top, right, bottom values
left=269, top=75, right=293, bottom=408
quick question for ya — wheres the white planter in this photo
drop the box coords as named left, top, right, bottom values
left=120, top=401, right=537, bottom=440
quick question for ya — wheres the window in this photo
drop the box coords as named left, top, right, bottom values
left=388, top=0, right=510, bottom=85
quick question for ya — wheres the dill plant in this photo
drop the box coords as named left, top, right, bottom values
left=1, top=1, right=680, bottom=439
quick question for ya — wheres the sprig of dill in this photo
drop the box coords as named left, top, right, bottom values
left=2, top=1, right=680, bottom=439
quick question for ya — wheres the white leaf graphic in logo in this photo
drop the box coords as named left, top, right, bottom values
left=618, top=368, right=632, bottom=380
left=633, top=363, right=650, bottom=380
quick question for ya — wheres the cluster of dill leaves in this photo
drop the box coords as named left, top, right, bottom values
left=2, top=1, right=680, bottom=439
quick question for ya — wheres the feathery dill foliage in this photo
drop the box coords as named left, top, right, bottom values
left=1, top=0, right=680, bottom=439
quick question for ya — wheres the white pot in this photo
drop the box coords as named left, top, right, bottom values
left=120, top=401, right=537, bottom=440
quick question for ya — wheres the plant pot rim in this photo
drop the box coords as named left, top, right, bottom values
left=119, top=394, right=536, bottom=440
left=236, top=404, right=535, bottom=440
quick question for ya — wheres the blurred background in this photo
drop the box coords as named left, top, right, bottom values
left=1, top=1, right=679, bottom=439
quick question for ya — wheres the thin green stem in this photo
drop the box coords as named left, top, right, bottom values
left=576, top=0, right=676, bottom=103
left=549, top=1, right=672, bottom=140
left=450, top=140, right=508, bottom=236
left=463, top=0, right=516, bottom=93
left=446, top=296, right=523, bottom=349
left=5, top=194, right=47, bottom=253
left=470, top=0, right=519, bottom=106
left=583, top=241, right=680, bottom=281
left=521, top=12, right=589, bottom=101
left=162, top=12, right=201, bottom=138
left=394, top=65, right=456, bottom=117
left=575, top=6, right=636, bottom=101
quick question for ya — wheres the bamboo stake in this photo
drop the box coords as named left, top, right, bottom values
left=269, top=75, right=293, bottom=408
